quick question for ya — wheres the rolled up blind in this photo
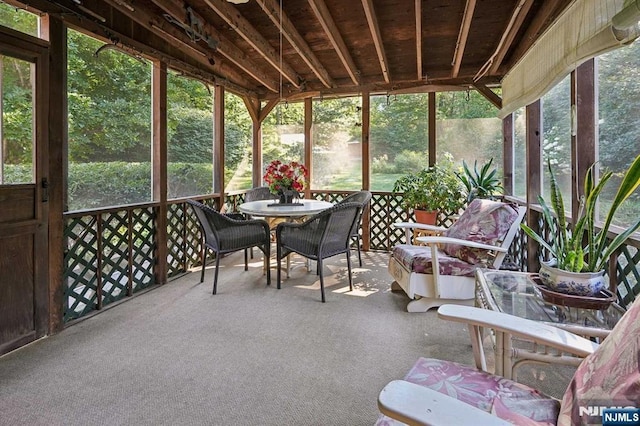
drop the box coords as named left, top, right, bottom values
left=498, top=0, right=640, bottom=119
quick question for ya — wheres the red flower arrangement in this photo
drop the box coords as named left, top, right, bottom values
left=263, top=160, right=308, bottom=195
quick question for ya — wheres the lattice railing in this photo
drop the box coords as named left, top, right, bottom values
left=167, top=199, right=214, bottom=278
left=64, top=205, right=156, bottom=322
left=63, top=191, right=639, bottom=322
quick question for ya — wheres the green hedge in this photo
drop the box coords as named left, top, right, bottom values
left=2, top=162, right=214, bottom=211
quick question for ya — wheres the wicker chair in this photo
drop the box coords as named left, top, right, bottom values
left=337, top=191, right=372, bottom=267
left=244, top=186, right=274, bottom=203
left=187, top=200, right=271, bottom=294
left=275, top=202, right=361, bottom=302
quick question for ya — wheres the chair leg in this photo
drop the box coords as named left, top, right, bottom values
left=356, top=235, right=363, bottom=267
left=276, top=244, right=282, bottom=289
left=244, top=248, right=248, bottom=271
left=346, top=250, right=353, bottom=291
left=200, top=245, right=207, bottom=283
left=213, top=254, right=221, bottom=295
left=264, top=243, right=271, bottom=286
left=318, top=259, right=325, bottom=302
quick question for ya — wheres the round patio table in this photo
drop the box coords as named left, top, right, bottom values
left=238, top=199, right=333, bottom=217
left=239, top=199, right=334, bottom=277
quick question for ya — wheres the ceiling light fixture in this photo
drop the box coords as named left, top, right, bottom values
left=227, top=0, right=249, bottom=4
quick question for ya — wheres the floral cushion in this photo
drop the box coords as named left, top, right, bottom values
left=376, top=358, right=560, bottom=426
left=392, top=244, right=478, bottom=277
left=558, top=295, right=640, bottom=425
left=442, top=199, right=519, bottom=267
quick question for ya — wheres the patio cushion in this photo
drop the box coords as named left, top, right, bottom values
left=392, top=244, right=478, bottom=277
left=442, top=199, right=519, bottom=267
left=376, top=357, right=560, bottom=426
left=557, top=295, right=640, bottom=425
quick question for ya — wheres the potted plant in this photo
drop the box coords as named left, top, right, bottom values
left=520, top=155, right=640, bottom=296
left=456, top=158, right=503, bottom=203
left=393, top=157, right=465, bottom=224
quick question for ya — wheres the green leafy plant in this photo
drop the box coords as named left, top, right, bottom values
left=520, top=155, right=640, bottom=272
left=456, top=158, right=503, bottom=203
left=392, top=155, right=465, bottom=213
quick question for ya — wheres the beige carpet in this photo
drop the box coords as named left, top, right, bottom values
left=0, top=251, right=574, bottom=425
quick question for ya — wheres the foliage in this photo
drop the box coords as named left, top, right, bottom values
left=392, top=154, right=464, bottom=213
left=67, top=30, right=152, bottom=162
left=224, top=92, right=252, bottom=175
left=66, top=162, right=214, bottom=211
left=393, top=150, right=427, bottom=173
left=263, top=160, right=308, bottom=194
left=370, top=94, right=427, bottom=162
left=0, top=3, right=37, bottom=35
left=456, top=158, right=503, bottom=203
left=520, top=156, right=640, bottom=272
left=67, top=162, right=152, bottom=210
left=168, top=107, right=213, bottom=163
left=262, top=103, right=305, bottom=167
left=0, top=55, right=33, bottom=165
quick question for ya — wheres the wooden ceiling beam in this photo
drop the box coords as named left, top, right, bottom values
left=451, top=0, right=476, bottom=78
left=256, top=0, right=334, bottom=89
left=361, top=0, right=391, bottom=83
left=415, top=0, right=422, bottom=80
left=202, top=0, right=302, bottom=88
left=150, top=0, right=280, bottom=92
left=242, top=96, right=260, bottom=123
left=308, top=0, right=359, bottom=85
left=100, top=0, right=255, bottom=90
left=487, top=0, right=535, bottom=75
left=258, top=99, right=280, bottom=122
left=473, top=83, right=502, bottom=109
left=504, top=0, right=566, bottom=73
left=41, top=0, right=256, bottom=96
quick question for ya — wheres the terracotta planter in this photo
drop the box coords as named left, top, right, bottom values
left=539, top=261, right=606, bottom=297
left=414, top=209, right=437, bottom=225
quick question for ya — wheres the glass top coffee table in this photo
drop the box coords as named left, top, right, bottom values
left=476, top=269, right=625, bottom=339
left=475, top=269, right=626, bottom=378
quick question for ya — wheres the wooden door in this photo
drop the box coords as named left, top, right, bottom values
left=0, top=29, right=49, bottom=355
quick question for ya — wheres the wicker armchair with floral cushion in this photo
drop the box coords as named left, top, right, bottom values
left=377, top=295, right=640, bottom=425
left=187, top=200, right=271, bottom=294
left=389, top=199, right=526, bottom=312
left=337, top=191, right=372, bottom=267
left=275, top=202, right=361, bottom=302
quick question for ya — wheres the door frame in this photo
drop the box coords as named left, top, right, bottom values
left=0, top=25, right=50, bottom=354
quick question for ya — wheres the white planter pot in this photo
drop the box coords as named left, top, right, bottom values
left=539, top=261, right=606, bottom=297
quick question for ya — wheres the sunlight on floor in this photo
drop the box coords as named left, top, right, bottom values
left=333, top=286, right=379, bottom=297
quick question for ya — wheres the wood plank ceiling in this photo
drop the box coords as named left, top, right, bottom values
left=17, top=0, right=572, bottom=101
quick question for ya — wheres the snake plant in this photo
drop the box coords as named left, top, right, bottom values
left=456, top=158, right=503, bottom=203
left=520, top=154, right=640, bottom=273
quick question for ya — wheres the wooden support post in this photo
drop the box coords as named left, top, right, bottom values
left=502, top=114, right=514, bottom=196
left=152, top=61, right=168, bottom=285
left=361, top=91, right=370, bottom=251
left=428, top=92, right=436, bottom=166
left=242, top=97, right=263, bottom=188
left=252, top=121, right=262, bottom=188
left=304, top=97, right=313, bottom=198
left=572, top=59, right=597, bottom=221
left=526, top=100, right=542, bottom=273
left=41, top=15, right=66, bottom=333
left=214, top=85, right=225, bottom=204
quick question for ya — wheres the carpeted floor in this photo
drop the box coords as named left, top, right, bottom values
left=0, top=251, right=574, bottom=425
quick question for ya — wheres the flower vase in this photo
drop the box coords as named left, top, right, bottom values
left=279, top=189, right=295, bottom=204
